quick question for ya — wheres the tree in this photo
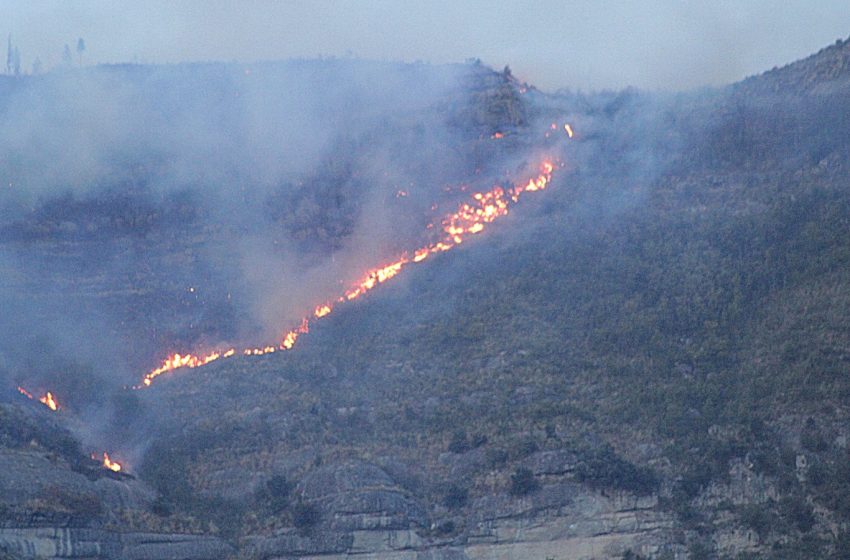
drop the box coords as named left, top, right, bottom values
left=12, top=46, right=20, bottom=76
left=6, top=34, right=11, bottom=74
left=76, top=38, right=85, bottom=66
left=291, top=500, right=320, bottom=529
left=509, top=467, right=539, bottom=496
left=254, top=474, right=294, bottom=514
left=62, top=44, right=72, bottom=67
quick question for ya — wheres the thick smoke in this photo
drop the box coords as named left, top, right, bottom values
left=0, top=60, right=529, bottom=454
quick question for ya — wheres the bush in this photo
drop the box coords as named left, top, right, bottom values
left=291, top=500, right=320, bottom=529
left=255, top=474, right=294, bottom=514
left=781, top=496, right=815, bottom=533
left=448, top=430, right=470, bottom=454
left=486, top=448, right=509, bottom=467
left=442, top=484, right=469, bottom=509
left=511, top=438, right=539, bottom=459
left=801, top=417, right=829, bottom=452
left=434, top=520, right=455, bottom=535
left=575, top=446, right=659, bottom=496
left=470, top=433, right=488, bottom=448
left=151, top=495, right=172, bottom=517
left=38, top=485, right=103, bottom=517
left=834, top=531, right=850, bottom=560
left=739, top=503, right=778, bottom=537
left=509, top=467, right=539, bottom=496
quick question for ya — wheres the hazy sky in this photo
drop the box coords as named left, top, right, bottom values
left=1, top=0, right=848, bottom=91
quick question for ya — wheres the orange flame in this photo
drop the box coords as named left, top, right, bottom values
left=17, top=386, right=59, bottom=411
left=139, top=159, right=559, bottom=387
left=314, top=304, right=332, bottom=318
left=92, top=452, right=122, bottom=472
left=39, top=392, right=59, bottom=411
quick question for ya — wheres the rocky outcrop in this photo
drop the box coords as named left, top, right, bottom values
left=0, top=528, right=233, bottom=560
left=0, top=446, right=233, bottom=560
left=241, top=459, right=677, bottom=560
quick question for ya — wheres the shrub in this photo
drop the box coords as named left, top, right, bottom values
left=781, top=496, right=815, bottom=533
left=834, top=531, right=850, bottom=560
left=38, top=485, right=103, bottom=517
left=739, top=503, right=778, bottom=537
left=255, top=474, right=294, bottom=514
left=291, top=500, right=320, bottom=529
left=151, top=495, right=172, bottom=517
left=801, top=417, right=829, bottom=452
left=486, top=448, right=509, bottom=467
left=509, top=467, right=539, bottom=496
left=434, top=520, right=455, bottom=535
left=442, top=484, right=469, bottom=509
left=575, top=446, right=659, bottom=496
left=448, top=431, right=470, bottom=454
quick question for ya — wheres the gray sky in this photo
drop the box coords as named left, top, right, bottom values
left=2, top=0, right=848, bottom=91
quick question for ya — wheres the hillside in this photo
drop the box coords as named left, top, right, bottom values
left=2, top=38, right=850, bottom=560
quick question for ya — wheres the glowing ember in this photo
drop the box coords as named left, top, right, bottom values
left=17, top=386, right=59, bottom=411
left=564, top=124, right=574, bottom=138
left=40, top=392, right=59, bottom=411
left=491, top=132, right=504, bottom=139
left=93, top=452, right=122, bottom=472
left=139, top=158, right=559, bottom=387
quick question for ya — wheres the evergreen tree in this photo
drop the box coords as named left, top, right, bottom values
left=76, top=38, right=85, bottom=66
left=6, top=34, right=11, bottom=74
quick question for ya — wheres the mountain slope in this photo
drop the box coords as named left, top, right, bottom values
left=142, top=40, right=850, bottom=559
left=3, top=38, right=850, bottom=560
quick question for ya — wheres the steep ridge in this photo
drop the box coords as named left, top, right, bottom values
left=3, top=37, right=850, bottom=559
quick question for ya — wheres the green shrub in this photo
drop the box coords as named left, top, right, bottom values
left=443, top=484, right=469, bottom=509
left=509, top=467, right=539, bottom=496
left=151, top=496, right=172, bottom=517
left=575, top=446, right=658, bottom=496
left=780, top=496, right=815, bottom=533
left=448, top=430, right=470, bottom=454
left=739, top=503, right=778, bottom=538
left=38, top=485, right=103, bottom=517
left=255, top=474, right=294, bottom=514
left=291, top=500, right=320, bottom=530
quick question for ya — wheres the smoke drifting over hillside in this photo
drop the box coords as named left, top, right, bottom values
left=0, top=60, right=544, bottom=435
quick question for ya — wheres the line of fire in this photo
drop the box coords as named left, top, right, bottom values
left=13, top=122, right=575, bottom=474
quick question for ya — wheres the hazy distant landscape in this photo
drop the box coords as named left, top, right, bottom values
left=0, top=19, right=850, bottom=560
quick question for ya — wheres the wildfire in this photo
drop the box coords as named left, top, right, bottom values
left=17, top=386, right=59, bottom=411
left=40, top=392, right=59, bottom=411
left=93, top=452, right=122, bottom=472
left=314, top=304, right=332, bottom=318
left=139, top=158, right=560, bottom=387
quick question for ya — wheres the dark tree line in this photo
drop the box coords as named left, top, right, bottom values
left=5, top=34, right=86, bottom=75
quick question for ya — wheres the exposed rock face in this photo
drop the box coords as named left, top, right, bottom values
left=299, top=462, right=428, bottom=532
left=0, top=447, right=234, bottom=560
left=241, top=460, right=676, bottom=560
left=0, top=528, right=233, bottom=560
